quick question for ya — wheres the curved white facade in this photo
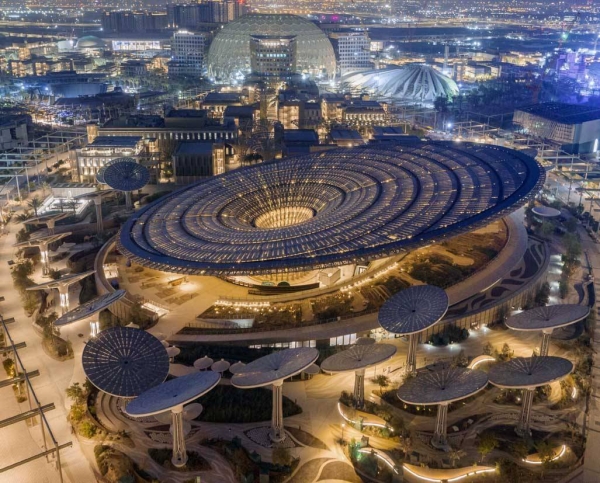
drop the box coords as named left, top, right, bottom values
left=207, top=14, right=336, bottom=81
left=342, top=65, right=459, bottom=102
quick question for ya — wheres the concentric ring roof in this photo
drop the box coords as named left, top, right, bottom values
left=378, top=285, right=449, bottom=334
left=104, top=158, right=150, bottom=192
left=55, top=290, right=126, bottom=326
left=342, top=65, right=459, bottom=102
left=321, top=344, right=397, bottom=373
left=207, top=14, right=336, bottom=80
left=125, top=371, right=220, bottom=416
left=82, top=327, right=169, bottom=397
left=505, top=305, right=590, bottom=331
left=397, top=367, right=488, bottom=405
left=488, top=356, right=573, bottom=389
left=532, top=206, right=561, bottom=218
left=118, top=142, right=544, bottom=276
left=231, top=347, right=318, bottom=388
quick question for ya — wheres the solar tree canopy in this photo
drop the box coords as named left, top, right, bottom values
left=118, top=142, right=544, bottom=276
left=96, top=166, right=107, bottom=184
left=505, top=305, right=590, bottom=331
left=55, top=290, right=126, bottom=326
left=25, top=270, right=95, bottom=291
left=103, top=158, right=150, bottom=192
left=397, top=367, right=488, bottom=405
left=193, top=356, right=214, bottom=370
left=532, top=206, right=561, bottom=218
left=125, top=371, right=220, bottom=416
left=231, top=347, right=319, bottom=388
left=378, top=285, right=449, bottom=335
left=229, top=361, right=246, bottom=374
left=488, top=356, right=573, bottom=389
left=14, top=232, right=70, bottom=248
left=23, top=212, right=70, bottom=225
left=321, top=344, right=397, bottom=373
left=82, top=327, right=169, bottom=397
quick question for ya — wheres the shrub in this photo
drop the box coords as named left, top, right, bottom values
left=79, top=420, right=98, bottom=438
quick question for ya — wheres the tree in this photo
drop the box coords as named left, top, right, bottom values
left=536, top=441, right=555, bottom=478
left=565, top=217, right=578, bottom=233
left=27, top=196, right=42, bottom=216
left=510, top=440, right=529, bottom=460
left=534, top=282, right=550, bottom=306
left=66, top=382, right=85, bottom=403
left=500, top=343, right=513, bottom=361
left=539, top=221, right=554, bottom=238
left=448, top=449, right=466, bottom=468
left=272, top=446, right=292, bottom=466
left=482, top=342, right=494, bottom=356
left=477, top=432, right=498, bottom=462
left=373, top=375, right=390, bottom=395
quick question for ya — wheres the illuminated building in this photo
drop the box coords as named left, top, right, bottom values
left=207, top=14, right=336, bottom=81
left=250, top=35, right=297, bottom=80
left=169, top=31, right=206, bottom=77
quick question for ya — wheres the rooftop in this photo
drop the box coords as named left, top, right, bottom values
left=88, top=136, right=142, bottom=148
left=118, top=142, right=544, bottom=275
left=516, top=102, right=600, bottom=124
left=174, top=142, right=214, bottom=156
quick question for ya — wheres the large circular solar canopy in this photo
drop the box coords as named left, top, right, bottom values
left=506, top=305, right=590, bottom=331
left=378, top=285, right=449, bottom=334
left=321, top=344, right=397, bottom=373
left=82, top=327, right=169, bottom=397
left=488, top=356, right=573, bottom=389
left=118, top=143, right=543, bottom=276
left=397, top=367, right=488, bottom=405
left=55, top=290, right=126, bottom=326
left=125, top=371, right=220, bottom=416
left=231, top=347, right=318, bottom=388
left=103, top=158, right=150, bottom=192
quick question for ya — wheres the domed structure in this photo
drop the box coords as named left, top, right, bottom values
left=76, top=36, right=106, bottom=50
left=341, top=65, right=459, bottom=103
left=207, top=14, right=336, bottom=81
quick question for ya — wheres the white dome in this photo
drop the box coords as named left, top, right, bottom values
left=342, top=65, right=459, bottom=102
left=76, top=36, right=106, bottom=50
left=207, top=14, right=336, bottom=81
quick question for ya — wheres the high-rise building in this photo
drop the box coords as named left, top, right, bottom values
left=332, top=32, right=371, bottom=76
left=102, top=11, right=167, bottom=33
left=167, top=1, right=245, bottom=28
left=250, top=35, right=297, bottom=79
left=169, top=31, right=206, bottom=77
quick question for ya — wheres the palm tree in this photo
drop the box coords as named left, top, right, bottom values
left=28, top=197, right=42, bottom=216
left=448, top=449, right=466, bottom=468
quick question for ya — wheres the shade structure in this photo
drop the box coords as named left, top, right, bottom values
left=75, top=189, right=117, bottom=233
left=126, top=371, right=220, bottom=467
left=505, top=305, right=590, bottom=356
left=118, top=142, right=544, bottom=276
left=532, top=206, right=561, bottom=218
left=182, top=402, right=203, bottom=420
left=397, top=366, right=488, bottom=450
left=96, top=166, right=107, bottom=184
left=355, top=337, right=376, bottom=346
left=232, top=348, right=318, bottom=442
left=341, top=65, right=459, bottom=102
left=14, top=232, right=71, bottom=275
left=82, top=327, right=169, bottom=398
left=378, top=285, right=449, bottom=375
left=25, top=270, right=95, bottom=315
left=488, top=356, right=573, bottom=435
left=211, top=359, right=231, bottom=373
left=230, top=361, right=247, bottom=374
left=303, top=364, right=320, bottom=375
left=23, top=212, right=70, bottom=235
left=55, top=290, right=126, bottom=326
left=322, top=344, right=396, bottom=407
left=166, top=346, right=181, bottom=359
left=103, top=158, right=149, bottom=210
left=193, top=356, right=214, bottom=370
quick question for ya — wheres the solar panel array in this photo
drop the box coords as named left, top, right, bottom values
left=378, top=285, right=449, bottom=334
left=118, top=142, right=544, bottom=275
left=321, top=344, right=397, bottom=373
left=488, top=356, right=573, bottom=389
left=397, top=366, right=489, bottom=405
left=82, top=327, right=169, bottom=397
left=55, top=290, right=126, bottom=326
left=104, top=158, right=150, bottom=192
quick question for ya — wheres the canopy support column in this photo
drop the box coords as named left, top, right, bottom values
left=431, top=403, right=449, bottom=451
left=270, top=380, right=285, bottom=443
left=171, top=406, right=187, bottom=468
left=353, top=368, right=366, bottom=408
left=517, top=388, right=534, bottom=437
